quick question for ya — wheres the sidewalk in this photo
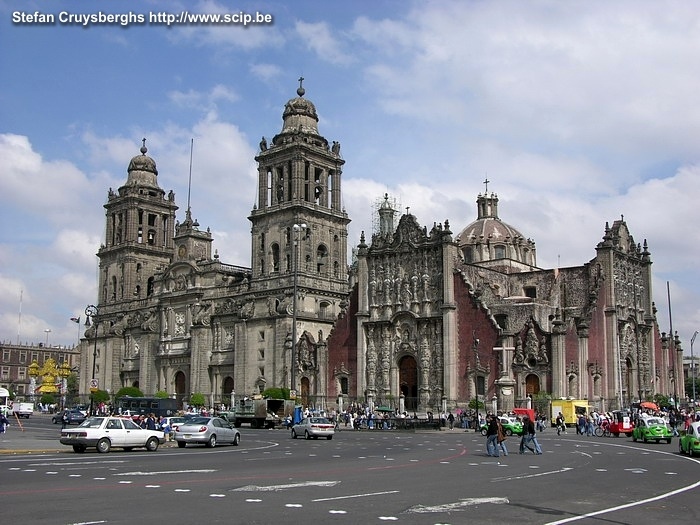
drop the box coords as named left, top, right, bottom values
left=0, top=429, right=64, bottom=454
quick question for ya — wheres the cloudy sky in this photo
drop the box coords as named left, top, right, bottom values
left=1, top=0, right=699, bottom=353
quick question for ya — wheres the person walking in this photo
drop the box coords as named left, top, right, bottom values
left=61, top=410, right=69, bottom=430
left=555, top=412, right=565, bottom=435
left=0, top=412, right=9, bottom=434
left=497, top=418, right=509, bottom=456
left=521, top=415, right=543, bottom=454
left=486, top=414, right=500, bottom=457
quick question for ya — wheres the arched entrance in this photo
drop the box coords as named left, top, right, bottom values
left=222, top=376, right=234, bottom=408
left=175, top=371, right=187, bottom=408
left=525, top=374, right=540, bottom=396
left=399, top=355, right=418, bottom=411
left=300, top=377, right=310, bottom=408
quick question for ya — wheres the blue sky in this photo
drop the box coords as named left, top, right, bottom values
left=1, top=0, right=699, bottom=354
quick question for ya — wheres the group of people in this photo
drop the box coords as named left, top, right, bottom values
left=485, top=413, right=542, bottom=457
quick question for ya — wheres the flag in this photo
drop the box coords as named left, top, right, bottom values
left=70, top=316, right=80, bottom=324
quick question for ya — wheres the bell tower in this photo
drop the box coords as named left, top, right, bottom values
left=98, top=140, right=178, bottom=304
left=249, top=80, right=350, bottom=287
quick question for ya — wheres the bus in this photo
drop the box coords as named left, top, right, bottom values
left=116, top=397, right=178, bottom=418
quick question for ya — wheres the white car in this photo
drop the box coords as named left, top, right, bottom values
left=291, top=417, right=335, bottom=440
left=60, top=416, right=165, bottom=453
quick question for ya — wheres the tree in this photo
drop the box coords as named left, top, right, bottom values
left=154, top=390, right=170, bottom=399
left=190, top=392, right=206, bottom=408
left=114, top=386, right=144, bottom=399
left=262, top=387, right=290, bottom=400
left=40, top=393, right=55, bottom=406
left=92, top=389, right=110, bottom=404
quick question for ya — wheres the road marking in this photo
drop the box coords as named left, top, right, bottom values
left=544, top=477, right=700, bottom=524
left=406, top=497, right=509, bottom=513
left=313, top=490, right=399, bottom=502
left=114, top=469, right=216, bottom=476
left=492, top=467, right=573, bottom=482
left=233, top=481, right=340, bottom=492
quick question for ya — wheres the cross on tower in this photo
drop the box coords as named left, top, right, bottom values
left=483, top=176, right=490, bottom=193
left=298, top=76, right=304, bottom=90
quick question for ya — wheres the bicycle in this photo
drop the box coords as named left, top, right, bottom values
left=594, top=421, right=611, bottom=437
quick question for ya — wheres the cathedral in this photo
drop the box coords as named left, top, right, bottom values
left=78, top=85, right=684, bottom=414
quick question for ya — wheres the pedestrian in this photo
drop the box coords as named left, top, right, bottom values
left=61, top=410, right=69, bottom=429
left=485, top=414, right=500, bottom=457
left=447, top=411, right=455, bottom=430
left=0, top=412, right=9, bottom=433
left=556, top=412, right=566, bottom=435
left=497, top=418, right=509, bottom=456
left=521, top=416, right=543, bottom=454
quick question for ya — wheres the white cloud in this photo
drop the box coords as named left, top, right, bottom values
left=295, top=20, right=354, bottom=65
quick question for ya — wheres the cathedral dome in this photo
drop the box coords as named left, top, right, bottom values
left=280, top=82, right=319, bottom=135
left=456, top=191, right=537, bottom=269
left=126, top=139, right=160, bottom=189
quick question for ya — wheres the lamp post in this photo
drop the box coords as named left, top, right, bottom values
left=291, top=222, right=306, bottom=395
left=85, top=305, right=99, bottom=415
left=692, top=331, right=698, bottom=405
left=44, top=329, right=51, bottom=347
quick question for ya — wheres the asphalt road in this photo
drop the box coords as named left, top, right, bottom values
left=0, top=418, right=698, bottom=525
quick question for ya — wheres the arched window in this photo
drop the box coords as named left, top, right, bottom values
left=316, top=245, right=328, bottom=273
left=271, top=243, right=280, bottom=273
left=463, top=246, right=473, bottom=263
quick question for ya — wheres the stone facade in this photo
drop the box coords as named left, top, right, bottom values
left=78, top=87, right=682, bottom=413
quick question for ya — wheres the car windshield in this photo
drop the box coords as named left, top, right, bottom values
left=182, top=417, right=210, bottom=425
left=79, top=417, right=105, bottom=428
left=645, top=418, right=664, bottom=426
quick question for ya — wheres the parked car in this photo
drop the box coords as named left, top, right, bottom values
left=291, top=417, right=335, bottom=440
left=160, top=416, right=188, bottom=432
left=52, top=409, right=86, bottom=425
left=174, top=416, right=241, bottom=448
left=480, top=416, right=524, bottom=436
left=678, top=421, right=700, bottom=456
left=60, top=416, right=165, bottom=453
left=632, top=415, right=672, bottom=444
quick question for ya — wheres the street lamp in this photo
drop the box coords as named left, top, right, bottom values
left=44, top=328, right=51, bottom=347
left=691, top=331, right=698, bottom=405
left=85, top=305, right=99, bottom=415
left=291, top=222, right=306, bottom=395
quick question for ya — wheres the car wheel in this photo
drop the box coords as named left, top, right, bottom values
left=480, top=429, right=487, bottom=436
left=327, top=435, right=333, bottom=440
left=679, top=441, right=684, bottom=454
left=145, top=437, right=159, bottom=452
left=690, top=447, right=696, bottom=457
left=305, top=430, right=311, bottom=440
left=643, top=436, right=648, bottom=443
left=505, top=429, right=513, bottom=436
left=632, top=435, right=637, bottom=442
left=666, top=438, right=671, bottom=444
left=72, top=445, right=86, bottom=453
left=177, top=441, right=186, bottom=448
left=232, top=433, right=240, bottom=446
left=96, top=438, right=111, bottom=454
left=625, top=432, right=633, bottom=437
left=291, top=429, right=298, bottom=439
left=207, top=434, right=217, bottom=448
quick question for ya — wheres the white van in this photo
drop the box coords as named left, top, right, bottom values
left=12, top=402, right=34, bottom=418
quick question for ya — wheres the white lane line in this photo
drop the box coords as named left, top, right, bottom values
left=114, top=469, right=216, bottom=476
left=406, top=497, right=510, bottom=513
left=233, top=481, right=340, bottom=492
left=544, top=478, right=700, bottom=525
left=492, top=467, right=573, bottom=482
left=313, top=490, right=399, bottom=502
